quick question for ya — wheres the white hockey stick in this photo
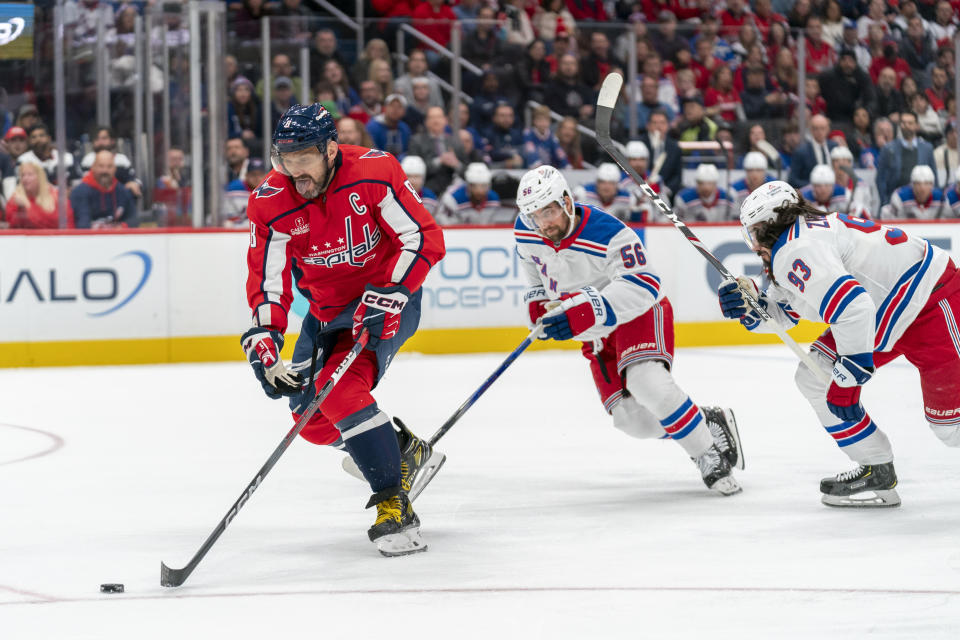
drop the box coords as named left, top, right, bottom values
left=595, top=72, right=830, bottom=383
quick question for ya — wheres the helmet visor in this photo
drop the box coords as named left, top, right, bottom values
left=270, top=145, right=324, bottom=177
left=519, top=201, right=565, bottom=232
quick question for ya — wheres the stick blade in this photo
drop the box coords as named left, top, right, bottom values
left=160, top=561, right=188, bottom=588
left=597, top=72, right=623, bottom=110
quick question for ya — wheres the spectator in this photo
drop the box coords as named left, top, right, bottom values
left=696, top=15, right=735, bottom=65
left=271, top=0, right=310, bottom=41
left=650, top=11, right=688, bottom=64
left=803, top=17, right=837, bottom=75
left=580, top=31, right=623, bottom=91
left=912, top=92, right=945, bottom=144
left=672, top=163, right=734, bottom=222
left=401, top=155, right=438, bottom=214
left=788, top=114, right=836, bottom=188
left=269, top=76, right=296, bottom=127
left=770, top=47, right=798, bottom=95
left=516, top=40, right=551, bottom=105
left=881, top=164, right=945, bottom=219
left=837, top=19, right=871, bottom=72
left=779, top=121, right=802, bottom=170
left=224, top=55, right=240, bottom=91
left=934, top=121, right=958, bottom=187
left=891, top=0, right=927, bottom=38
left=870, top=68, right=906, bottom=123
left=900, top=76, right=921, bottom=109
left=157, top=147, right=188, bottom=189
left=227, top=76, right=262, bottom=149
left=324, top=60, right=360, bottom=117
left=501, top=0, right=535, bottom=49
left=565, top=0, right=607, bottom=21
left=455, top=129, right=484, bottom=166
left=865, top=117, right=897, bottom=169
left=820, top=0, right=845, bottom=49
left=900, top=16, right=937, bottom=73
left=820, top=49, right=874, bottom=124
left=522, top=105, right=567, bottom=169
left=877, top=111, right=936, bottom=205
left=573, top=162, right=633, bottom=221
left=395, top=50, right=444, bottom=109
left=225, top=137, right=250, bottom=183
left=3, top=161, right=73, bottom=229
left=366, top=94, right=412, bottom=157
left=638, top=54, right=678, bottom=114
left=751, top=0, right=786, bottom=42
left=719, top=0, right=751, bottom=42
left=70, top=150, right=138, bottom=228
left=405, top=78, right=434, bottom=131
left=79, top=126, right=140, bottom=197
left=741, top=66, right=788, bottom=120
left=411, top=0, right=458, bottom=54
left=850, top=107, right=875, bottom=167
left=674, top=96, right=718, bottom=143
left=533, top=0, right=576, bottom=48
left=449, top=102, right=483, bottom=151
left=857, top=0, right=890, bottom=42
left=347, top=81, right=383, bottom=126
left=471, top=72, right=507, bottom=131
left=870, top=37, right=912, bottom=85
left=15, top=104, right=39, bottom=131
left=692, top=37, right=724, bottom=92
left=223, top=157, right=268, bottom=227
left=453, top=0, right=482, bottom=32
left=2, top=125, right=29, bottom=167
left=436, top=162, right=508, bottom=225
left=765, top=21, right=792, bottom=67
left=462, top=6, right=503, bottom=69
left=17, top=123, right=79, bottom=185
left=255, top=54, right=302, bottom=101
left=367, top=59, right=395, bottom=104
left=926, top=66, right=951, bottom=114
left=555, top=116, right=586, bottom=169
left=704, top=66, right=743, bottom=124
left=233, top=0, right=269, bottom=40
left=636, top=75, right=676, bottom=131
left=730, top=24, right=762, bottom=67
left=408, top=106, right=467, bottom=195
left=351, top=38, right=390, bottom=88
left=800, top=164, right=850, bottom=213
left=641, top=110, right=683, bottom=197
left=309, top=29, right=348, bottom=85
left=544, top=54, right=594, bottom=121
left=731, top=151, right=775, bottom=205
left=483, top=103, right=525, bottom=169
left=928, top=1, right=958, bottom=47
left=337, top=116, right=375, bottom=148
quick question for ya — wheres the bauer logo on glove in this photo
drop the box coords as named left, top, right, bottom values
left=542, top=286, right=617, bottom=341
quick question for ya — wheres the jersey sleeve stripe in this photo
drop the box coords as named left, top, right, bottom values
left=622, top=273, right=659, bottom=298
left=777, top=302, right=801, bottom=325
left=568, top=245, right=606, bottom=258
left=378, top=188, right=425, bottom=254
left=823, top=281, right=868, bottom=324
left=875, top=242, right=933, bottom=350
left=818, top=275, right=855, bottom=318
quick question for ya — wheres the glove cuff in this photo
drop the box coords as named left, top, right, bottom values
left=832, top=353, right=874, bottom=388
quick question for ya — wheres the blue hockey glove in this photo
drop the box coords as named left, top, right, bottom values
left=241, top=327, right=304, bottom=399
left=542, top=286, right=616, bottom=341
left=352, top=283, right=410, bottom=350
left=718, top=277, right=766, bottom=331
left=826, top=353, right=874, bottom=422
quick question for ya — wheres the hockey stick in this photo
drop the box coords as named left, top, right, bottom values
left=595, top=73, right=830, bottom=383
left=160, top=330, right=370, bottom=588
left=405, top=323, right=545, bottom=501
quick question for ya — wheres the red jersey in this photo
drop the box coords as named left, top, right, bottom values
left=245, top=144, right=445, bottom=332
left=704, top=87, right=741, bottom=122
left=804, top=38, right=836, bottom=75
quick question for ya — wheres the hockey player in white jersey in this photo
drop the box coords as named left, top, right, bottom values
left=730, top=151, right=775, bottom=207
left=947, top=167, right=960, bottom=217
left=880, top=165, right=946, bottom=220
left=515, top=165, right=744, bottom=495
left=672, top=163, right=735, bottom=222
left=574, top=162, right=634, bottom=221
left=718, top=181, right=960, bottom=507
left=799, top=165, right=850, bottom=214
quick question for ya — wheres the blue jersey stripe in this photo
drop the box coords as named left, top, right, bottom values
left=877, top=242, right=933, bottom=350
left=623, top=274, right=659, bottom=298
left=819, top=275, right=855, bottom=318
left=568, top=245, right=606, bottom=258
left=827, top=286, right=867, bottom=323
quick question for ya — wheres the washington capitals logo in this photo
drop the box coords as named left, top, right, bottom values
left=360, top=149, right=389, bottom=159
left=253, top=179, right=283, bottom=199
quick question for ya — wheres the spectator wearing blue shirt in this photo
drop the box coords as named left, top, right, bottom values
left=483, top=103, right=525, bottom=169
left=636, top=75, right=676, bottom=131
left=523, top=106, right=568, bottom=169
left=366, top=94, right=412, bottom=158
left=70, top=150, right=138, bottom=229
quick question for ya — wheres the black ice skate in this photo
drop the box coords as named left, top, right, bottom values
left=693, top=444, right=742, bottom=496
left=820, top=462, right=900, bottom=508
left=341, top=417, right=446, bottom=501
left=702, top=406, right=745, bottom=470
left=366, top=486, right=428, bottom=557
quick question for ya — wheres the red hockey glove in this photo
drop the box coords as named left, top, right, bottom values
left=352, top=283, right=410, bottom=350
left=524, top=286, right=551, bottom=336
left=241, top=327, right=304, bottom=399
left=826, top=353, right=874, bottom=422
left=541, top=286, right=616, bottom=341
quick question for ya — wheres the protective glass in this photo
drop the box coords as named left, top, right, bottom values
left=270, top=145, right=323, bottom=177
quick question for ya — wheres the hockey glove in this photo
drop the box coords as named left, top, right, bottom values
left=542, top=286, right=616, bottom=341
left=717, top=277, right=766, bottom=331
left=523, top=286, right=551, bottom=339
left=352, top=283, right=410, bottom=350
left=826, top=353, right=874, bottom=422
left=241, top=327, right=304, bottom=399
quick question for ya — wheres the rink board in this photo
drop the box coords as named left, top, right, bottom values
left=0, top=222, right=955, bottom=366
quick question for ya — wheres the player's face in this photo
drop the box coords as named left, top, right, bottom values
left=629, top=157, right=647, bottom=175
left=530, top=199, right=572, bottom=243
left=813, top=183, right=833, bottom=203
left=913, top=181, right=933, bottom=203
left=597, top=180, right=617, bottom=201
left=277, top=143, right=337, bottom=199
left=746, top=169, right=765, bottom=189
left=741, top=222, right=773, bottom=272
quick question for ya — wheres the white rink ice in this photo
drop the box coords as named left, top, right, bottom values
left=3, top=345, right=960, bottom=639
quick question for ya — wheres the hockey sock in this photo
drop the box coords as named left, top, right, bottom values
left=657, top=397, right=713, bottom=457
left=624, top=361, right=713, bottom=456
left=338, top=404, right=401, bottom=492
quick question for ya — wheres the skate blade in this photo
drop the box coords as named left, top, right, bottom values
left=407, top=451, right=447, bottom=502
left=342, top=455, right=364, bottom=481
left=723, top=408, right=745, bottom=471
left=821, top=489, right=901, bottom=508
left=709, top=475, right=743, bottom=496
left=376, top=529, right=428, bottom=557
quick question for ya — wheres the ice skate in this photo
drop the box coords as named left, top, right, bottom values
left=342, top=417, right=446, bottom=501
left=702, top=406, right=744, bottom=470
left=366, top=487, right=427, bottom=557
left=693, top=444, right=742, bottom=496
left=820, top=462, right=900, bottom=508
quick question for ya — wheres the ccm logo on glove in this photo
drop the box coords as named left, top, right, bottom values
left=361, top=291, right=408, bottom=312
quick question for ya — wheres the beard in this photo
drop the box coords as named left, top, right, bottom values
left=294, top=175, right=323, bottom=199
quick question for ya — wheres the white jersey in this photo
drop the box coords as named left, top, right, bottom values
left=752, top=213, right=950, bottom=356
left=514, top=203, right=662, bottom=341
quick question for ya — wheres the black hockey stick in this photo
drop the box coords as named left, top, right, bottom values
left=160, top=330, right=370, bottom=588
left=595, top=73, right=828, bottom=382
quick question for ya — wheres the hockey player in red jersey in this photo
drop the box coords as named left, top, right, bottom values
left=241, top=104, right=446, bottom=555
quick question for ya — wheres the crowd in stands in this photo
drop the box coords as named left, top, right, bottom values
left=1, top=0, right=959, bottom=229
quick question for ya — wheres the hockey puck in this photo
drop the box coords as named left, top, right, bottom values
left=100, top=583, right=124, bottom=593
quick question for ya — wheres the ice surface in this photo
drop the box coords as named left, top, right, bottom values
left=2, top=346, right=960, bottom=639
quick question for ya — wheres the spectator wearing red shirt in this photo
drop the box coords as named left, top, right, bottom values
left=704, top=65, right=742, bottom=123
left=719, top=0, right=751, bottom=42
left=565, top=0, right=607, bottom=21
left=764, top=21, right=791, bottom=69
left=664, top=49, right=709, bottom=93
left=751, top=0, right=787, bottom=41
left=411, top=0, right=457, bottom=49
left=347, top=81, right=384, bottom=126
left=869, top=38, right=913, bottom=85
left=926, top=66, right=951, bottom=113
left=3, top=161, right=73, bottom=229
left=804, top=16, right=837, bottom=75
left=804, top=77, right=828, bottom=117
left=693, top=37, right=724, bottom=92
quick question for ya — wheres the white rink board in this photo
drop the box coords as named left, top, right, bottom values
left=0, top=222, right=956, bottom=342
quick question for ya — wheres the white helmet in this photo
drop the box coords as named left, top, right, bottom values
left=829, top=146, right=853, bottom=162
left=743, top=151, right=768, bottom=171
left=401, top=155, right=426, bottom=177
left=626, top=140, right=649, bottom=159
left=695, top=163, right=720, bottom=183
left=911, top=164, right=935, bottom=184
left=810, top=164, right=836, bottom=185
left=465, top=162, right=492, bottom=185
left=597, top=162, right=622, bottom=182
left=516, top=165, right=574, bottom=235
left=739, top=179, right=799, bottom=230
